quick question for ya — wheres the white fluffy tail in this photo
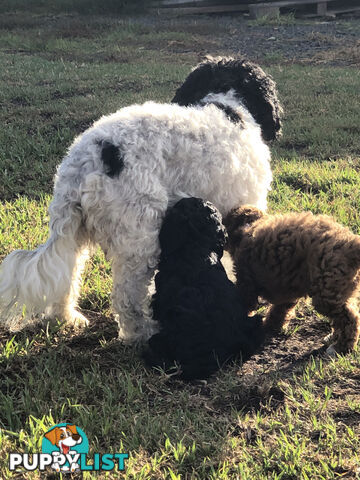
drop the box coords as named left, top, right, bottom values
left=0, top=231, right=89, bottom=331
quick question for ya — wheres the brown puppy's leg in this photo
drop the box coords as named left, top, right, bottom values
left=329, top=302, right=360, bottom=353
left=266, top=302, right=298, bottom=332
left=264, top=301, right=297, bottom=333
left=313, top=297, right=360, bottom=353
left=234, top=269, right=259, bottom=314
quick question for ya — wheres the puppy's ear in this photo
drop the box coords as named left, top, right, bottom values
left=231, top=60, right=283, bottom=142
left=223, top=205, right=264, bottom=251
left=44, top=428, right=58, bottom=445
left=159, top=209, right=189, bottom=255
left=172, top=56, right=282, bottom=142
left=183, top=198, right=226, bottom=256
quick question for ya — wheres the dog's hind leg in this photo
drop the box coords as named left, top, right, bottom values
left=315, top=299, right=360, bottom=354
left=264, top=301, right=297, bottom=333
left=0, top=172, right=92, bottom=330
left=0, top=227, right=91, bottom=331
left=106, top=204, right=163, bottom=344
left=44, top=239, right=91, bottom=328
left=112, top=251, right=159, bottom=344
left=80, top=169, right=167, bottom=344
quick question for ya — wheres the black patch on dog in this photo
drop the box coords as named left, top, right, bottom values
left=172, top=57, right=282, bottom=142
left=204, top=101, right=244, bottom=126
left=99, top=140, right=124, bottom=178
left=143, top=197, right=264, bottom=380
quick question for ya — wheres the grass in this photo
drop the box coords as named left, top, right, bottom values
left=249, top=13, right=296, bottom=27
left=1, top=7, right=360, bottom=480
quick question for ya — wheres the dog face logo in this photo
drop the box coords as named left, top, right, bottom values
left=42, top=423, right=88, bottom=473
left=45, top=424, right=82, bottom=454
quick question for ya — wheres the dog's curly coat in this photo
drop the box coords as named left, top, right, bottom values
left=224, top=205, right=360, bottom=353
left=144, top=198, right=264, bottom=380
left=0, top=57, right=281, bottom=343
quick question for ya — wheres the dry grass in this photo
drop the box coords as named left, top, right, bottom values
left=314, top=41, right=360, bottom=65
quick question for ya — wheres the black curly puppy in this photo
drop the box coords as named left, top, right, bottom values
left=144, top=197, right=264, bottom=380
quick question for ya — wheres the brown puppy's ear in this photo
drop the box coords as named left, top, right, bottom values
left=44, top=428, right=58, bottom=445
left=223, top=205, right=264, bottom=252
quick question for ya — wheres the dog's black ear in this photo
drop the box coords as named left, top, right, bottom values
left=159, top=208, right=190, bottom=255
left=172, top=57, right=282, bottom=142
left=172, top=60, right=216, bottom=106
left=231, top=59, right=282, bottom=142
left=185, top=198, right=227, bottom=257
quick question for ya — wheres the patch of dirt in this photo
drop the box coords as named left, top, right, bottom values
left=334, top=409, right=360, bottom=426
left=0, top=13, right=115, bottom=37
left=242, top=312, right=330, bottom=377
left=114, top=14, right=360, bottom=66
left=207, top=311, right=330, bottom=415
left=9, top=95, right=31, bottom=106
left=2, top=12, right=360, bottom=66
left=218, top=19, right=360, bottom=66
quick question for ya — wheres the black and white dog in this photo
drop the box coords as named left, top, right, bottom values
left=144, top=198, right=264, bottom=380
left=0, top=57, right=281, bottom=343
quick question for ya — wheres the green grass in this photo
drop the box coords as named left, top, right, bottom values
left=1, top=9, right=360, bottom=480
left=249, top=13, right=296, bottom=27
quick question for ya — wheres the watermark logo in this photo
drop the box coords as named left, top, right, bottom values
left=9, top=423, right=128, bottom=473
left=42, top=423, right=89, bottom=472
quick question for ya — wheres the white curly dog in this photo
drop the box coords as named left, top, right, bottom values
left=0, top=57, right=281, bottom=343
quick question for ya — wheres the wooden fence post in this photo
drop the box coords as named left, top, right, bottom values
left=317, top=1, right=328, bottom=15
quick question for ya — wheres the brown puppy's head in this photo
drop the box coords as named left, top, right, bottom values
left=223, top=205, right=265, bottom=253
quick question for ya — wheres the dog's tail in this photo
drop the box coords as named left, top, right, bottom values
left=0, top=191, right=89, bottom=331
left=223, top=205, right=264, bottom=254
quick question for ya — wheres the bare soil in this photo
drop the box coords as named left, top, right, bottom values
left=148, top=14, right=360, bottom=66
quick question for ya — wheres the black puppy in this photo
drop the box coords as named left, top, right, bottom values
left=144, top=197, right=264, bottom=380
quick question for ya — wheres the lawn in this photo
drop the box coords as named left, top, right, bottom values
left=0, top=6, right=360, bottom=480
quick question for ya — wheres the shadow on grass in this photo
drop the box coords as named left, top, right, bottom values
left=1, top=307, right=357, bottom=478
left=0, top=308, right=333, bottom=425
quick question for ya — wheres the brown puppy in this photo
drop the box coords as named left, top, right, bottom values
left=223, top=206, right=360, bottom=354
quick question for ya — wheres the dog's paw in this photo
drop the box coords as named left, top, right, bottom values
left=64, top=309, right=89, bottom=329
left=117, top=315, right=158, bottom=345
left=44, top=306, right=89, bottom=329
left=325, top=344, right=338, bottom=357
left=117, top=314, right=143, bottom=345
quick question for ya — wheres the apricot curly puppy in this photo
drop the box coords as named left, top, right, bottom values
left=224, top=206, right=360, bottom=354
